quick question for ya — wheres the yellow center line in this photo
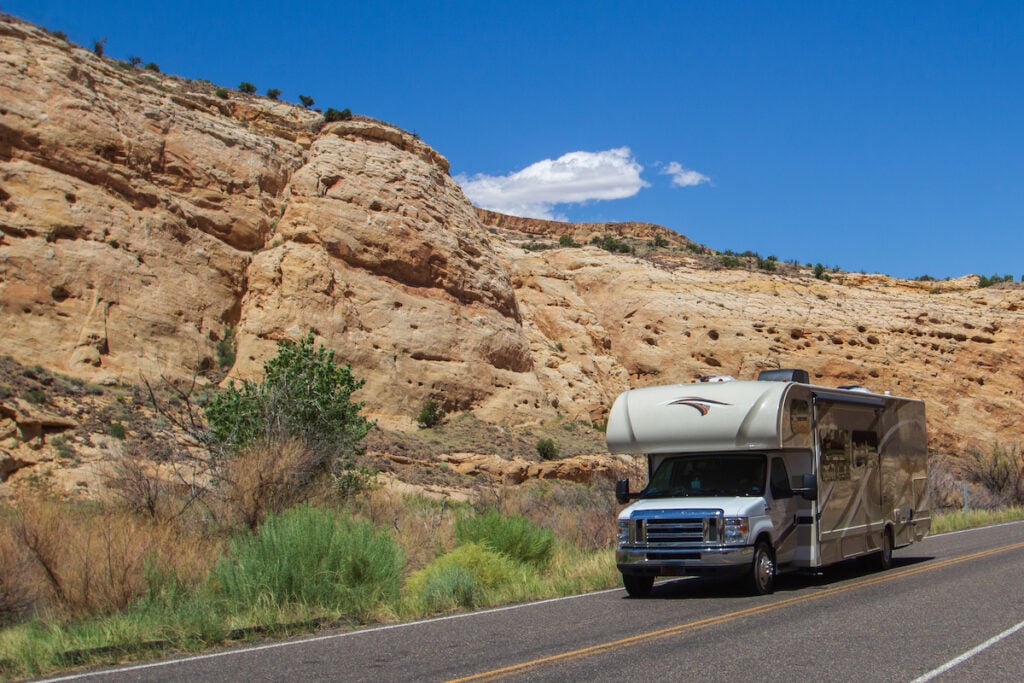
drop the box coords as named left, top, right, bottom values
left=447, top=540, right=1024, bottom=683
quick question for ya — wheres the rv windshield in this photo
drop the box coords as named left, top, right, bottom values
left=642, top=454, right=767, bottom=498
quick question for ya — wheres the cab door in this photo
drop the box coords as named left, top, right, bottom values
left=767, top=457, right=802, bottom=567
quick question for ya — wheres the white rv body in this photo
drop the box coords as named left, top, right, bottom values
left=607, top=375, right=928, bottom=596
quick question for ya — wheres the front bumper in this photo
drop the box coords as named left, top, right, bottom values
left=617, top=545, right=754, bottom=577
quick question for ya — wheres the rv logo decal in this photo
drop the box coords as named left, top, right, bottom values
left=666, top=397, right=731, bottom=416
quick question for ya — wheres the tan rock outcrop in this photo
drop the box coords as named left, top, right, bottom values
left=1, top=14, right=1022, bottom=501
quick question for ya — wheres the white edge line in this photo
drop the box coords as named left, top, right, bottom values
left=36, top=587, right=626, bottom=682
left=909, top=618, right=1024, bottom=683
left=927, top=518, right=1024, bottom=538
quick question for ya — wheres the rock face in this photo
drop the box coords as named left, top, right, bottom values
left=1, top=15, right=1023, bottom=496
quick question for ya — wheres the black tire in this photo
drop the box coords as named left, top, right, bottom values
left=876, top=528, right=893, bottom=571
left=747, top=541, right=775, bottom=595
left=623, top=574, right=654, bottom=598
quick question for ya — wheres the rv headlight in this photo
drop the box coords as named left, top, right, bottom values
left=617, top=519, right=630, bottom=546
left=724, top=517, right=749, bottom=545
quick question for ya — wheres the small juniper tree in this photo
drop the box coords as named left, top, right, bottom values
left=238, top=81, right=257, bottom=94
left=324, top=107, right=353, bottom=122
left=266, top=88, right=282, bottom=100
left=299, top=94, right=315, bottom=109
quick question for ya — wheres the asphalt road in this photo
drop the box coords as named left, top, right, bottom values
left=42, top=520, right=1024, bottom=683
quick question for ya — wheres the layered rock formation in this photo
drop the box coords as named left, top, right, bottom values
left=1, top=15, right=1022, bottom=497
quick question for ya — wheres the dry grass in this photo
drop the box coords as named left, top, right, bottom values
left=1, top=495, right=218, bottom=622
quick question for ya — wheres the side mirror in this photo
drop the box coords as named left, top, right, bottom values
left=792, top=473, right=818, bottom=501
left=615, top=479, right=631, bottom=504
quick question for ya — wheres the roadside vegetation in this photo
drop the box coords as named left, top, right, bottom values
left=0, top=334, right=620, bottom=679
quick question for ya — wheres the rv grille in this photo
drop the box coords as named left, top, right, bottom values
left=628, top=509, right=724, bottom=547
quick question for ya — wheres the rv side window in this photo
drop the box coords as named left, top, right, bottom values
left=770, top=458, right=792, bottom=498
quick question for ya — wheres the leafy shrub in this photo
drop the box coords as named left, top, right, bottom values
left=536, top=437, right=558, bottom=461
left=558, top=235, right=580, bottom=247
left=651, top=234, right=669, bottom=248
left=417, top=399, right=445, bottom=429
left=299, top=94, right=315, bottom=109
left=266, top=88, right=281, bottom=100
left=145, top=62, right=160, bottom=73
left=238, top=81, right=257, bottom=94
left=92, top=38, right=106, bottom=57
left=813, top=263, right=831, bottom=281
left=455, top=509, right=554, bottom=567
left=128, top=56, right=142, bottom=67
left=591, top=235, right=632, bottom=254
left=25, top=389, right=47, bottom=405
left=405, top=543, right=519, bottom=611
left=719, top=255, right=742, bottom=268
left=216, top=327, right=236, bottom=369
left=204, top=330, right=372, bottom=459
left=323, top=107, right=352, bottom=122
left=109, top=422, right=127, bottom=440
left=213, top=505, right=403, bottom=621
left=978, top=273, right=1014, bottom=288
left=202, top=331, right=373, bottom=524
left=215, top=88, right=228, bottom=99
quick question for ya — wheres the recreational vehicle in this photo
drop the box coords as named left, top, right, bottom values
left=608, top=369, right=929, bottom=596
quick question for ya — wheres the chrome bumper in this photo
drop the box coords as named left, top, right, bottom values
left=617, top=545, right=754, bottom=576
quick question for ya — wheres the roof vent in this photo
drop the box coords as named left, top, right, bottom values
left=757, top=368, right=809, bottom=383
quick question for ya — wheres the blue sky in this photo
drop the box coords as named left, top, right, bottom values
left=5, top=1, right=1023, bottom=279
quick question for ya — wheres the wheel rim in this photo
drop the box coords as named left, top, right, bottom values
left=756, top=548, right=774, bottom=590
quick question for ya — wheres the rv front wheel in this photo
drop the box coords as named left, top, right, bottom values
left=623, top=574, right=654, bottom=598
left=747, top=541, right=775, bottom=595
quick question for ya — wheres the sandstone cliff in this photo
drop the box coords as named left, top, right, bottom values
left=1, top=16, right=1022, bottom=498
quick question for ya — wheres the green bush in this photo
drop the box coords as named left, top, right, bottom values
left=213, top=505, right=403, bottom=620
left=266, top=88, right=282, bottom=100
left=204, top=330, right=372, bottom=460
left=323, top=107, right=352, bottom=122
left=299, top=95, right=315, bottom=109
left=405, top=543, right=519, bottom=611
left=145, top=62, right=160, bottom=73
left=215, top=88, right=228, bottom=99
left=216, top=327, right=236, bottom=369
left=455, top=510, right=555, bottom=568
left=536, top=437, right=558, bottom=460
left=591, top=235, right=632, bottom=254
left=558, top=235, right=579, bottom=248
left=238, top=81, right=257, bottom=94
left=417, top=399, right=445, bottom=429
left=109, top=422, right=127, bottom=440
left=25, top=389, right=47, bottom=405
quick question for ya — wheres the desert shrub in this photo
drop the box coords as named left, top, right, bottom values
left=109, top=422, right=127, bottom=440
left=323, top=107, right=352, bottom=122
left=650, top=234, right=670, bottom=248
left=216, top=327, right=236, bottom=369
left=813, top=263, right=831, bottom=281
left=454, top=510, right=554, bottom=568
left=977, top=273, right=1014, bottom=288
left=92, top=38, right=106, bottom=57
left=719, top=255, right=742, bottom=268
left=298, top=94, right=314, bottom=109
left=212, top=505, right=403, bottom=621
left=8, top=498, right=211, bottom=619
left=959, top=443, right=1024, bottom=507
left=145, top=62, right=160, bottom=72
left=558, top=235, right=580, bottom=248
left=405, top=543, right=519, bottom=611
left=591, top=235, right=632, bottom=254
left=417, top=399, right=445, bottom=429
left=238, top=81, right=257, bottom=94
left=215, top=88, right=228, bottom=99
left=266, top=88, right=281, bottom=100
left=205, top=331, right=371, bottom=456
left=128, top=56, right=142, bottom=67
left=536, top=437, right=558, bottom=461
left=25, top=389, right=47, bottom=405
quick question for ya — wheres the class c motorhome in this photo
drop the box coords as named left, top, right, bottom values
left=607, top=370, right=929, bottom=596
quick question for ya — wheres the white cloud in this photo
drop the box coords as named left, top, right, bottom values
left=456, top=147, right=649, bottom=220
left=662, top=161, right=711, bottom=188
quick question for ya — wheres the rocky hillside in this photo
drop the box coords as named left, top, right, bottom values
left=1, top=15, right=1022, bottom=499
